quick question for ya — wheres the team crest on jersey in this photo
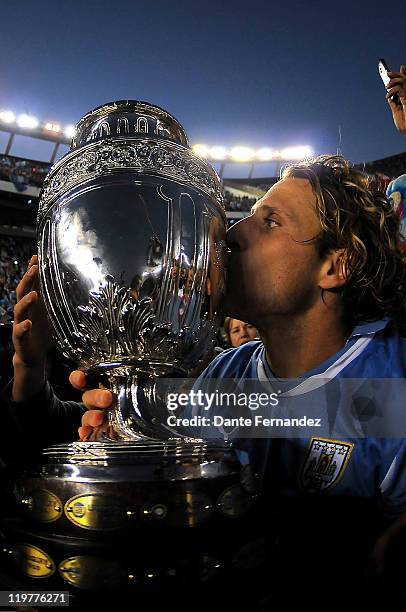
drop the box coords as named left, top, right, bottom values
left=301, top=437, right=354, bottom=493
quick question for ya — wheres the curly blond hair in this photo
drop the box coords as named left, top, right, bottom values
left=282, top=155, right=406, bottom=335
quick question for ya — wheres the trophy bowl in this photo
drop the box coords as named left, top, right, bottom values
left=38, top=99, right=227, bottom=440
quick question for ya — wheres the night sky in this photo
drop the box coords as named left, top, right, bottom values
left=1, top=0, right=406, bottom=177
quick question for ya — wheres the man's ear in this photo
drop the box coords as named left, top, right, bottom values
left=318, top=249, right=348, bottom=291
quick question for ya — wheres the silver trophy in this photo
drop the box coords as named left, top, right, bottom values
left=15, top=101, right=255, bottom=534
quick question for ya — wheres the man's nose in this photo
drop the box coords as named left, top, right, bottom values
left=226, top=216, right=250, bottom=251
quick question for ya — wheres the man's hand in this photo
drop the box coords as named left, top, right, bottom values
left=11, top=255, right=56, bottom=402
left=12, top=254, right=54, bottom=368
left=69, top=370, right=118, bottom=441
left=386, top=66, right=406, bottom=135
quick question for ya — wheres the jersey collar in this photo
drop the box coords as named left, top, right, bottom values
left=348, top=318, right=392, bottom=340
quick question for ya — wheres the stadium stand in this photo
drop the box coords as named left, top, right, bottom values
left=0, top=235, right=35, bottom=321
left=224, top=191, right=257, bottom=211
left=0, top=154, right=48, bottom=189
left=356, top=151, right=406, bottom=180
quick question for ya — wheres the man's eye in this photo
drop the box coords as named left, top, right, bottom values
left=265, top=218, right=279, bottom=228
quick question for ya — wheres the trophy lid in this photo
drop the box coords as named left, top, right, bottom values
left=71, top=100, right=189, bottom=150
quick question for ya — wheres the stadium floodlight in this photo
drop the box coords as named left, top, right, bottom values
left=64, top=124, right=76, bottom=138
left=230, top=146, right=255, bottom=162
left=255, top=147, right=280, bottom=161
left=44, top=122, right=61, bottom=133
left=17, top=114, right=39, bottom=129
left=0, top=110, right=15, bottom=124
left=210, top=146, right=228, bottom=160
left=192, top=144, right=210, bottom=158
left=280, top=146, right=313, bottom=160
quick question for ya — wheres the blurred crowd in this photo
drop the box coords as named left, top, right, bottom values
left=0, top=236, right=35, bottom=321
left=0, top=155, right=49, bottom=190
left=224, top=190, right=257, bottom=211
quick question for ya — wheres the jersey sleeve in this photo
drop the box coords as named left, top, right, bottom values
left=2, top=377, right=86, bottom=450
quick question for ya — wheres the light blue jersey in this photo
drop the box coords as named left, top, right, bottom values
left=191, top=318, right=406, bottom=515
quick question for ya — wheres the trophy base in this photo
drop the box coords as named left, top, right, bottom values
left=0, top=505, right=276, bottom=602
left=15, top=439, right=257, bottom=536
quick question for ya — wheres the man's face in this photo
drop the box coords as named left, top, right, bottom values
left=224, top=177, right=325, bottom=327
left=228, top=319, right=259, bottom=348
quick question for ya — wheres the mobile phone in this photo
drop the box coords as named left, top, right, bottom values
left=378, top=58, right=401, bottom=105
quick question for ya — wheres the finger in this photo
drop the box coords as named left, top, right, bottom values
left=89, top=425, right=106, bottom=442
left=69, top=370, right=90, bottom=391
left=386, top=77, right=406, bottom=89
left=387, top=97, right=400, bottom=110
left=13, top=291, right=38, bottom=324
left=69, top=370, right=111, bottom=392
left=16, top=266, right=38, bottom=302
left=387, top=70, right=406, bottom=79
left=387, top=92, right=399, bottom=105
left=81, top=409, right=106, bottom=428
left=29, top=268, right=41, bottom=294
left=386, top=91, right=406, bottom=106
left=386, top=86, right=402, bottom=98
left=78, top=425, right=93, bottom=441
left=12, top=320, right=32, bottom=348
left=82, top=388, right=114, bottom=411
left=13, top=318, right=32, bottom=337
left=28, top=255, right=38, bottom=269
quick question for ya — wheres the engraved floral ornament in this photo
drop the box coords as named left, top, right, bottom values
left=39, top=139, right=224, bottom=223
